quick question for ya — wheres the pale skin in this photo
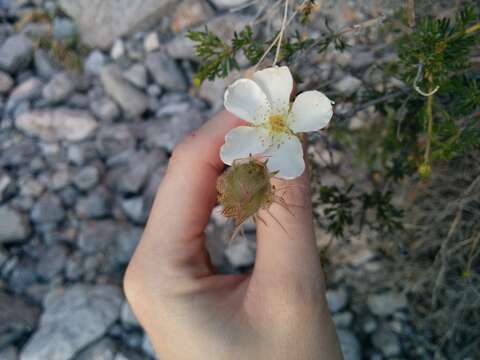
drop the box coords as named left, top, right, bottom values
left=124, top=111, right=343, bottom=360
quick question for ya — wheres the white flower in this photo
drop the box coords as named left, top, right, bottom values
left=220, top=66, right=333, bottom=179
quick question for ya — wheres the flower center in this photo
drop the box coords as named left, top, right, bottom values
left=268, top=114, right=288, bottom=135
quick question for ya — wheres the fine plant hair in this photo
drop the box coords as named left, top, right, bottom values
left=392, top=150, right=480, bottom=358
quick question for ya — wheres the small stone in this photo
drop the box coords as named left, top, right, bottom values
left=326, top=287, right=348, bottom=313
left=111, top=39, right=125, bottom=59
left=337, top=329, right=361, bottom=360
left=76, top=338, right=117, bottom=360
left=100, top=64, right=148, bottom=117
left=0, top=206, right=30, bottom=243
left=49, top=167, right=71, bottom=191
left=124, top=63, right=148, bottom=88
left=198, top=70, right=241, bottom=109
left=75, top=186, right=112, bottom=219
left=346, top=247, right=376, bottom=267
left=36, top=244, right=68, bottom=280
left=225, top=236, right=256, bottom=267
left=30, top=193, right=65, bottom=223
left=15, top=108, right=98, bottom=142
left=171, top=0, right=214, bottom=32
left=363, top=317, right=378, bottom=333
left=371, top=329, right=401, bottom=357
left=0, top=34, right=33, bottom=73
left=142, top=335, right=156, bottom=359
left=90, top=96, right=120, bottom=122
left=121, top=301, right=140, bottom=328
left=333, top=312, right=353, bottom=328
left=146, top=51, right=187, bottom=91
left=73, top=166, right=100, bottom=191
left=144, top=31, right=160, bottom=52
left=0, top=171, right=15, bottom=202
left=333, top=75, right=362, bottom=96
left=96, top=124, right=136, bottom=158
left=0, top=291, right=40, bottom=348
left=6, top=77, right=42, bottom=114
left=367, top=292, right=407, bottom=317
left=42, top=72, right=75, bottom=103
left=20, top=284, right=122, bottom=360
left=19, top=178, right=44, bottom=198
left=85, top=50, right=106, bottom=76
left=52, top=17, right=77, bottom=41
left=121, top=197, right=148, bottom=223
left=34, top=49, right=57, bottom=79
left=0, top=71, right=13, bottom=94
left=0, top=346, right=18, bottom=360
left=67, top=143, right=97, bottom=166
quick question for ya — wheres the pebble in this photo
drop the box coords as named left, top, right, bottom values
left=121, top=197, right=148, bottom=224
left=337, top=329, right=361, bottom=360
left=36, top=244, right=68, bottom=280
left=30, top=193, right=65, bottom=223
left=333, top=75, right=362, bottom=96
left=326, top=287, right=348, bottom=313
left=371, top=329, right=401, bottom=357
left=225, top=236, right=256, bottom=267
left=75, top=186, right=112, bottom=219
left=42, top=72, right=75, bottom=103
left=85, top=50, right=107, bottom=76
left=15, top=108, right=98, bottom=142
left=20, top=284, right=123, bottom=360
left=110, top=39, right=125, bottom=59
left=73, top=166, right=100, bottom=191
left=90, top=96, right=120, bottom=122
left=100, top=64, right=148, bottom=117
left=121, top=301, right=140, bottom=328
left=0, top=206, right=31, bottom=244
left=144, top=31, right=160, bottom=52
left=6, top=77, right=43, bottom=114
left=210, top=0, right=251, bottom=9
left=0, top=34, right=33, bottom=73
left=124, top=63, right=148, bottom=89
left=333, top=312, right=354, bottom=328
left=0, top=71, right=13, bottom=94
left=367, top=292, right=407, bottom=317
left=171, top=0, right=214, bottom=32
left=146, top=51, right=187, bottom=91
left=75, top=338, right=117, bottom=360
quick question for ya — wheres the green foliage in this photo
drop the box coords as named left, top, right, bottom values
left=319, top=185, right=354, bottom=237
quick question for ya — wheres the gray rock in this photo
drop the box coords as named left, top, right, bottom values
left=337, top=329, right=361, bottom=360
left=0, top=248, right=7, bottom=268
left=52, top=17, right=77, bottom=41
left=371, top=329, right=401, bottom=357
left=367, top=292, right=407, bottom=317
left=0, top=346, right=18, bottom=360
left=20, top=284, right=122, bottom=360
left=6, top=77, right=43, bottom=114
left=96, top=124, right=136, bottom=158
left=0, top=34, right=33, bottom=73
left=146, top=51, right=187, bottom=91
left=30, top=193, right=65, bottom=223
left=77, top=221, right=141, bottom=263
left=0, top=171, right=14, bottom=202
left=210, top=0, right=250, bottom=9
left=121, top=197, right=148, bottom=224
left=171, top=0, right=214, bottom=33
left=326, top=287, right=348, bottom=313
left=144, top=111, right=205, bottom=152
left=142, top=335, right=156, bottom=359
left=85, top=50, right=106, bottom=76
left=0, top=291, right=40, bottom=348
left=333, top=75, right=362, bottom=96
left=333, top=312, right=353, bottom=328
left=0, top=206, right=30, bottom=244
left=67, top=143, right=97, bottom=165
left=75, top=186, right=112, bottom=218
left=75, top=338, right=116, bottom=360
left=73, top=166, right=100, bottom=191
left=59, top=0, right=176, bottom=48
left=100, top=64, right=148, bottom=117
left=0, top=71, right=13, bottom=94
left=34, top=49, right=57, bottom=79
left=143, top=31, right=160, bottom=52
left=121, top=301, right=140, bottom=328
left=15, top=108, right=98, bottom=142
left=36, top=244, right=68, bottom=280
left=42, top=72, right=75, bottom=103
left=110, top=39, right=125, bottom=60
left=90, top=96, right=120, bottom=122
left=124, top=63, right=148, bottom=89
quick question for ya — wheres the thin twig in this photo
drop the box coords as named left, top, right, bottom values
left=406, top=0, right=416, bottom=28
left=273, top=0, right=289, bottom=66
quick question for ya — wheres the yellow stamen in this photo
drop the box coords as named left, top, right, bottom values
left=268, top=114, right=288, bottom=134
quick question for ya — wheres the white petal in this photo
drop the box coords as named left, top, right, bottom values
left=224, top=79, right=271, bottom=125
left=264, top=134, right=305, bottom=179
left=288, top=90, right=333, bottom=133
left=252, top=66, right=293, bottom=115
left=220, top=126, right=271, bottom=165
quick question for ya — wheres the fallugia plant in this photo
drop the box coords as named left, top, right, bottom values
left=216, top=65, right=333, bottom=233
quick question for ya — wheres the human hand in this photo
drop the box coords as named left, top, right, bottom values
left=124, top=111, right=342, bottom=360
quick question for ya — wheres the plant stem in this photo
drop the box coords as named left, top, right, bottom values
left=273, top=0, right=289, bottom=66
left=423, top=75, right=434, bottom=165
